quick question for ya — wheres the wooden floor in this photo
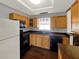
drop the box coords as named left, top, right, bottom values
left=22, top=47, right=58, bottom=59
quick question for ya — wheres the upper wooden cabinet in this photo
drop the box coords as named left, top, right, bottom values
left=56, top=16, right=67, bottom=28
left=9, top=13, right=30, bottom=28
left=78, top=0, right=79, bottom=20
left=9, top=13, right=27, bottom=21
left=71, top=1, right=78, bottom=24
left=51, top=16, right=56, bottom=28
left=32, top=18, right=38, bottom=28
left=51, top=16, right=67, bottom=29
left=25, top=17, right=30, bottom=28
left=71, top=0, right=79, bottom=32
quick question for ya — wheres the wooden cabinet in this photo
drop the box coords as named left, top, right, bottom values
left=71, top=1, right=78, bottom=24
left=42, top=36, right=50, bottom=49
left=51, top=16, right=56, bottom=28
left=36, top=35, right=42, bottom=47
left=9, top=13, right=26, bottom=21
left=25, top=17, right=30, bottom=28
left=30, top=34, right=36, bottom=46
left=33, top=18, right=38, bottom=28
left=9, top=13, right=18, bottom=20
left=56, top=16, right=67, bottom=28
left=78, top=0, right=79, bottom=21
left=9, top=13, right=30, bottom=28
left=30, top=34, right=50, bottom=49
left=71, top=0, right=79, bottom=32
left=51, top=16, right=67, bottom=29
left=62, top=36, right=69, bottom=45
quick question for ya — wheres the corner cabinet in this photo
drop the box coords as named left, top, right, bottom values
left=30, top=34, right=50, bottom=49
left=51, top=16, right=67, bottom=29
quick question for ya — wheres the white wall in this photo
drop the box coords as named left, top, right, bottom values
left=67, top=10, right=72, bottom=33
left=0, top=3, right=28, bottom=19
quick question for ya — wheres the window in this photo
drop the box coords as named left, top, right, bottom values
left=38, top=17, right=51, bottom=30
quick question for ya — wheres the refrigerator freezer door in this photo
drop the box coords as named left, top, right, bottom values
left=0, top=19, right=19, bottom=40
left=0, top=35, right=20, bottom=59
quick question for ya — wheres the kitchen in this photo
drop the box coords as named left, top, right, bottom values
left=0, top=0, right=79, bottom=59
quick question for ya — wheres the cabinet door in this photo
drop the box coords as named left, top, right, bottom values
left=26, top=17, right=30, bottom=28
left=36, top=35, right=42, bottom=47
left=71, top=1, right=78, bottom=24
left=9, top=13, right=27, bottom=21
left=32, top=34, right=37, bottom=46
left=78, top=0, right=79, bottom=21
left=62, top=36, right=69, bottom=45
left=56, top=16, right=67, bottom=28
left=30, top=34, right=33, bottom=46
left=42, top=35, right=50, bottom=49
left=71, top=1, right=79, bottom=32
left=33, top=18, right=37, bottom=28
left=9, top=13, right=18, bottom=20
left=51, top=17, right=56, bottom=29
left=0, top=36, right=20, bottom=59
left=30, top=34, right=37, bottom=46
left=51, top=16, right=67, bottom=29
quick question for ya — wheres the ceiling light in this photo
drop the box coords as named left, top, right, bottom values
left=29, top=0, right=41, bottom=5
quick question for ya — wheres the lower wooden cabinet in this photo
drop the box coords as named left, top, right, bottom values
left=41, top=36, right=50, bottom=49
left=62, top=36, right=69, bottom=45
left=30, top=34, right=50, bottom=49
left=30, top=34, right=36, bottom=46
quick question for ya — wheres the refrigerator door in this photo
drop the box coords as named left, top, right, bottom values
left=0, top=19, right=19, bottom=41
left=0, top=35, right=20, bottom=59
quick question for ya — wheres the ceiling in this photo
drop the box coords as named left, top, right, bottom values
left=18, top=0, right=53, bottom=10
left=0, top=0, right=76, bottom=15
